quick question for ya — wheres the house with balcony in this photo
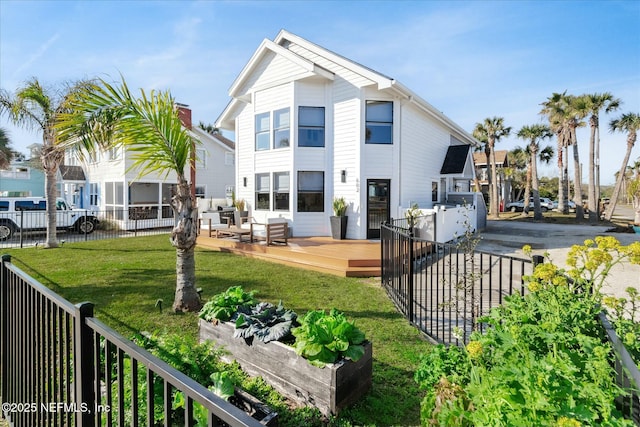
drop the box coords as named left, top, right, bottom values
left=472, top=149, right=512, bottom=209
left=216, top=30, right=481, bottom=240
left=0, top=148, right=45, bottom=197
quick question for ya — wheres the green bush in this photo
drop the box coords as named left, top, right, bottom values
left=414, top=237, right=640, bottom=426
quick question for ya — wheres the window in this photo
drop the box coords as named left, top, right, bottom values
left=255, top=112, right=270, bottom=151
left=273, top=108, right=290, bottom=148
left=0, top=201, right=8, bottom=212
left=89, top=182, right=99, bottom=206
left=225, top=152, right=234, bottom=166
left=432, top=182, right=438, bottom=202
left=297, top=171, right=324, bottom=212
left=273, top=172, right=290, bottom=211
left=108, top=146, right=121, bottom=161
left=195, top=186, right=206, bottom=198
left=365, top=101, right=393, bottom=144
left=298, top=107, right=325, bottom=147
left=255, top=173, right=270, bottom=210
left=196, top=149, right=206, bottom=168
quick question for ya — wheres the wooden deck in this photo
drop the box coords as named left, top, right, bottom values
left=197, top=235, right=381, bottom=277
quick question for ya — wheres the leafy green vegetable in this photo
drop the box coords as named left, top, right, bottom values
left=210, top=371, right=236, bottom=401
left=291, top=308, right=366, bottom=367
left=199, top=286, right=257, bottom=322
left=234, top=301, right=298, bottom=343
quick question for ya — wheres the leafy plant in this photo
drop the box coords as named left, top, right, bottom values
left=199, top=286, right=257, bottom=322
left=603, top=286, right=640, bottom=367
left=234, top=301, right=298, bottom=343
left=210, top=371, right=236, bottom=401
left=234, top=198, right=246, bottom=212
left=332, top=197, right=347, bottom=216
left=292, top=309, right=366, bottom=367
left=404, top=203, right=422, bottom=228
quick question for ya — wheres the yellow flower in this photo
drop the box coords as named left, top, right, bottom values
left=466, top=341, right=483, bottom=359
left=522, top=244, right=532, bottom=256
left=527, top=281, right=542, bottom=292
left=557, top=416, right=581, bottom=427
left=595, top=235, right=620, bottom=251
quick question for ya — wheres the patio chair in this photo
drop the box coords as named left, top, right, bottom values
left=250, top=218, right=289, bottom=245
left=199, top=212, right=230, bottom=237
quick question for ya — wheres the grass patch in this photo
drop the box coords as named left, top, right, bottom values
left=3, top=235, right=432, bottom=426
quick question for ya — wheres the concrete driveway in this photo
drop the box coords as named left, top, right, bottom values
left=476, top=205, right=639, bottom=299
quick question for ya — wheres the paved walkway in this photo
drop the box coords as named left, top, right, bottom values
left=477, top=208, right=639, bottom=299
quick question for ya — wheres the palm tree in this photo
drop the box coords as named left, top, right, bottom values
left=0, top=78, right=89, bottom=247
left=473, top=117, right=511, bottom=218
left=55, top=77, right=202, bottom=312
left=583, top=93, right=621, bottom=222
left=198, top=121, right=220, bottom=135
left=604, top=113, right=640, bottom=221
left=566, top=95, right=588, bottom=219
left=516, top=124, right=553, bottom=220
left=541, top=92, right=572, bottom=214
left=0, top=127, right=13, bottom=169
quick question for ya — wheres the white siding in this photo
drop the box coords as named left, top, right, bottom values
left=238, top=51, right=310, bottom=96
left=398, top=102, right=450, bottom=210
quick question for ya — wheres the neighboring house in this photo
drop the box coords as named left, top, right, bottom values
left=472, top=150, right=512, bottom=209
left=216, top=30, right=479, bottom=239
left=51, top=105, right=235, bottom=228
left=0, top=157, right=45, bottom=197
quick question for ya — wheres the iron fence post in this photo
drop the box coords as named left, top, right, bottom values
left=1, top=254, right=10, bottom=409
left=74, top=302, right=95, bottom=427
left=408, top=227, right=414, bottom=323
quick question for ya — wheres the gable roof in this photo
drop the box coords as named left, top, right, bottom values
left=440, top=145, right=472, bottom=175
left=472, top=150, right=509, bottom=167
left=216, top=30, right=478, bottom=146
left=190, top=126, right=235, bottom=152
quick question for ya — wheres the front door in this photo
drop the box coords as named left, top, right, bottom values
left=367, top=179, right=390, bottom=239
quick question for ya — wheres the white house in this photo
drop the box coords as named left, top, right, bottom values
left=58, top=105, right=235, bottom=228
left=216, top=30, right=480, bottom=240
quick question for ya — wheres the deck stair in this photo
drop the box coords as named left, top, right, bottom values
left=197, top=236, right=381, bottom=277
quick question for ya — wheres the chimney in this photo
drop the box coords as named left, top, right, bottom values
left=176, top=103, right=192, bottom=129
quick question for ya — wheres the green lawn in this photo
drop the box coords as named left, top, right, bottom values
left=3, top=235, right=432, bottom=426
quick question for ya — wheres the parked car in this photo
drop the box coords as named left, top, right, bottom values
left=551, top=200, right=577, bottom=211
left=0, top=197, right=98, bottom=241
left=505, top=197, right=554, bottom=212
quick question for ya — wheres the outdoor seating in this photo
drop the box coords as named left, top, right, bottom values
left=198, top=212, right=230, bottom=237
left=250, top=218, right=289, bottom=245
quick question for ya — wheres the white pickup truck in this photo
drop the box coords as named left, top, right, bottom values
left=0, top=197, right=98, bottom=241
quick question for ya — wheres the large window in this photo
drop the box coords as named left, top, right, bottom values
left=255, top=173, right=270, bottom=210
left=255, top=112, right=270, bottom=151
left=365, top=101, right=393, bottom=144
left=298, top=107, right=325, bottom=147
left=273, top=172, right=290, bottom=211
left=89, top=182, right=99, bottom=206
left=273, top=108, right=290, bottom=149
left=297, top=171, right=324, bottom=212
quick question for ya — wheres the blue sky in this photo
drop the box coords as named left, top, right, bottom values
left=1, top=0, right=638, bottom=184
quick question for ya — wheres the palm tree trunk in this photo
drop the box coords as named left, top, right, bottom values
left=571, top=130, right=584, bottom=219
left=595, top=125, right=601, bottom=219
left=605, top=140, right=635, bottom=221
left=531, top=148, right=543, bottom=220
left=171, top=179, right=201, bottom=312
left=522, top=162, right=532, bottom=216
left=489, top=141, right=500, bottom=219
left=557, top=138, right=566, bottom=214
left=588, top=117, right=597, bottom=223
left=41, top=142, right=61, bottom=248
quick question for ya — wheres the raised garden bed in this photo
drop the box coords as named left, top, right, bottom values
left=199, top=319, right=373, bottom=417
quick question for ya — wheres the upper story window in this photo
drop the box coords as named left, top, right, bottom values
left=196, top=149, right=207, bottom=168
left=108, top=146, right=121, bottom=161
left=225, top=152, right=234, bottom=166
left=274, top=108, right=290, bottom=149
left=255, top=112, right=270, bottom=151
left=298, top=107, right=325, bottom=147
left=365, top=101, right=393, bottom=144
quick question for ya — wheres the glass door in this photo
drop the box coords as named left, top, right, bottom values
left=367, top=179, right=390, bottom=239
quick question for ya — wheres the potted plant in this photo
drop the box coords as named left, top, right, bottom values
left=628, top=176, right=640, bottom=233
left=330, top=197, right=348, bottom=240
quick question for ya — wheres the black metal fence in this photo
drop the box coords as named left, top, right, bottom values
left=0, top=254, right=265, bottom=427
left=381, top=220, right=539, bottom=345
left=380, top=221, right=639, bottom=423
left=0, top=208, right=174, bottom=249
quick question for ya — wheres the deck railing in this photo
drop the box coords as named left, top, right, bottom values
left=0, top=254, right=264, bottom=427
left=380, top=220, right=639, bottom=423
